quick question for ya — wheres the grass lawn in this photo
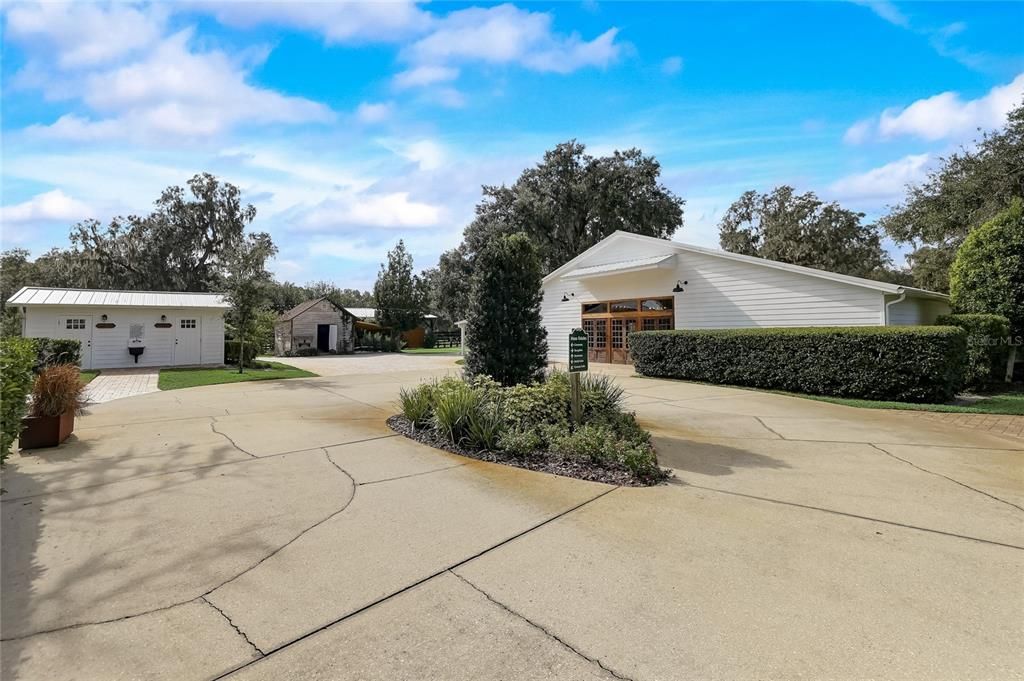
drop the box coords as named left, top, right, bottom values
left=79, top=370, right=100, bottom=384
left=158, top=362, right=317, bottom=390
left=401, top=347, right=462, bottom=355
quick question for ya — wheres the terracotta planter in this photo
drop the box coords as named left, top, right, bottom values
left=20, top=410, right=75, bottom=450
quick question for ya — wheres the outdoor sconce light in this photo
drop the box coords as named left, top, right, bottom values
left=101, top=314, right=108, bottom=321
left=160, top=314, right=167, bottom=321
left=561, top=292, right=575, bottom=302
left=672, top=280, right=687, bottom=293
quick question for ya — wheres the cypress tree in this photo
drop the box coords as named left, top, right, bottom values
left=465, top=232, right=548, bottom=386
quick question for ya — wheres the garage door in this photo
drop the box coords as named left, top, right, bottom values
left=174, top=317, right=201, bottom=365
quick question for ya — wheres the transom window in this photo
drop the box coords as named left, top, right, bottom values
left=65, top=318, right=86, bottom=330
left=180, top=319, right=197, bottom=329
left=641, top=298, right=673, bottom=311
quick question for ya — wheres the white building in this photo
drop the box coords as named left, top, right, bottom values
left=8, top=287, right=228, bottom=370
left=541, top=232, right=951, bottom=364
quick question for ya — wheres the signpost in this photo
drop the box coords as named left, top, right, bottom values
left=568, top=329, right=588, bottom=424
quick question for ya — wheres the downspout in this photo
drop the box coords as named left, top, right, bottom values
left=883, top=291, right=906, bottom=326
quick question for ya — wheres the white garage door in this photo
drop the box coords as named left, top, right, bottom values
left=174, top=317, right=201, bottom=365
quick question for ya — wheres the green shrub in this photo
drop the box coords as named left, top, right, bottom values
left=503, top=375, right=570, bottom=431
left=936, top=314, right=1011, bottom=389
left=399, top=384, right=434, bottom=428
left=1, top=337, right=37, bottom=463
left=497, top=426, right=544, bottom=456
left=30, top=338, right=81, bottom=370
left=547, top=423, right=618, bottom=464
left=465, top=401, right=505, bottom=450
left=423, top=332, right=437, bottom=349
left=630, top=326, right=967, bottom=403
left=224, top=339, right=259, bottom=364
left=295, top=347, right=319, bottom=357
left=431, top=382, right=480, bottom=445
left=579, top=372, right=626, bottom=418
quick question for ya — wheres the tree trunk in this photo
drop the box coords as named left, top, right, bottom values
left=1006, top=345, right=1018, bottom=382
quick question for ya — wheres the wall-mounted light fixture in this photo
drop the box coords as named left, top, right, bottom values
left=101, top=314, right=108, bottom=321
left=160, top=314, right=167, bottom=321
left=561, top=292, right=575, bottom=302
left=672, top=280, right=687, bottom=293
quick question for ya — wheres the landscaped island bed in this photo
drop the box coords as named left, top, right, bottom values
left=389, top=373, right=668, bottom=486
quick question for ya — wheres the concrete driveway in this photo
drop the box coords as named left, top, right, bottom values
left=2, top=358, right=1021, bottom=680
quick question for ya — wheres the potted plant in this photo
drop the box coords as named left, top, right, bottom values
left=20, top=364, right=85, bottom=449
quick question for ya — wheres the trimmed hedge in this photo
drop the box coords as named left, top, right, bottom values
left=630, top=326, right=967, bottom=403
left=224, top=339, right=258, bottom=365
left=1, top=337, right=37, bottom=463
left=935, top=314, right=1010, bottom=389
left=29, top=338, right=81, bottom=370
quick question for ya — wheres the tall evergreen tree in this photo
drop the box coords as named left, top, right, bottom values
left=465, top=233, right=548, bottom=386
left=373, top=240, right=426, bottom=334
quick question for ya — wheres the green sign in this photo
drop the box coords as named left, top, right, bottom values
left=568, top=328, right=588, bottom=373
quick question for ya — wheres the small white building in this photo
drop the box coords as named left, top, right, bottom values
left=542, top=232, right=951, bottom=364
left=8, top=287, right=228, bottom=370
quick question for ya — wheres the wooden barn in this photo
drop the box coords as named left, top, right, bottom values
left=274, top=297, right=356, bottom=355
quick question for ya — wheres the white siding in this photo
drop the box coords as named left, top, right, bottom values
left=542, top=247, right=888, bottom=362
left=21, top=306, right=225, bottom=369
left=886, top=296, right=951, bottom=325
left=201, top=311, right=226, bottom=365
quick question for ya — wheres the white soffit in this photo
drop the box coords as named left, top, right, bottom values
left=562, top=253, right=676, bottom=280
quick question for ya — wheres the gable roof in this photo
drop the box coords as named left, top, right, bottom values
left=7, top=286, right=230, bottom=308
left=277, top=297, right=355, bottom=322
left=543, top=231, right=948, bottom=301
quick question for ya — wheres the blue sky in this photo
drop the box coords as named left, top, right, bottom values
left=2, top=1, right=1022, bottom=289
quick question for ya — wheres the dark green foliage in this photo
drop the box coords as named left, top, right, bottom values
left=719, top=186, right=891, bottom=279
left=503, top=376, right=570, bottom=430
left=374, top=240, right=427, bottom=334
left=423, top=332, right=437, bottom=349
left=224, top=340, right=259, bottom=364
left=949, top=199, right=1024, bottom=338
left=399, top=385, right=434, bottom=428
left=294, top=347, right=320, bottom=357
left=881, top=102, right=1024, bottom=292
left=465, top=401, right=504, bottom=450
left=431, top=381, right=481, bottom=445
left=465, top=233, right=548, bottom=386
left=937, top=314, right=1011, bottom=389
left=30, top=338, right=81, bottom=370
left=497, top=426, right=544, bottom=456
left=1, top=337, right=37, bottom=462
left=629, top=326, right=968, bottom=403
left=223, top=232, right=277, bottom=374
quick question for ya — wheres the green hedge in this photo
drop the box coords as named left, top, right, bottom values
left=224, top=340, right=258, bottom=365
left=1, top=337, right=38, bottom=463
left=935, top=314, right=1010, bottom=389
left=29, top=338, right=82, bottom=371
left=629, top=326, right=967, bottom=403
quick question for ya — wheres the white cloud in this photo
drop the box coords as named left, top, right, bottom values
left=297, top=192, right=443, bottom=231
left=850, top=0, right=910, bottom=28
left=401, top=4, right=622, bottom=81
left=21, top=28, right=333, bottom=143
left=191, top=0, right=432, bottom=43
left=827, top=153, right=932, bottom=204
left=661, top=56, right=683, bottom=76
left=356, top=101, right=394, bottom=124
left=1, top=189, right=94, bottom=224
left=4, top=2, right=166, bottom=69
left=845, top=73, right=1024, bottom=143
left=393, top=65, right=460, bottom=90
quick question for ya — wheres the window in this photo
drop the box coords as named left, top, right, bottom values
left=65, top=318, right=86, bottom=330
left=180, top=319, right=197, bottom=329
left=610, top=299, right=638, bottom=312
left=641, top=298, right=673, bottom=311
left=582, top=302, right=608, bottom=315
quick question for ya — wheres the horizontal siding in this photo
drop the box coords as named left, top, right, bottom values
left=887, top=297, right=951, bottom=325
left=201, top=312, right=225, bottom=364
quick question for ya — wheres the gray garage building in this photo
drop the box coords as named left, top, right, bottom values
left=274, top=297, right=356, bottom=355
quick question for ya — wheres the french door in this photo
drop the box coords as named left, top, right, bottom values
left=581, top=298, right=674, bottom=364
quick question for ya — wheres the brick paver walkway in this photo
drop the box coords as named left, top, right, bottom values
left=84, top=368, right=160, bottom=404
left=910, top=412, right=1024, bottom=440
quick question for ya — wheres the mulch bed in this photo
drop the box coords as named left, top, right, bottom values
left=387, top=414, right=669, bottom=487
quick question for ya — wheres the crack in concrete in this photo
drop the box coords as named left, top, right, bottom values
left=868, top=443, right=1024, bottom=513
left=201, top=596, right=264, bottom=657
left=210, top=420, right=258, bottom=458
left=208, top=485, right=621, bottom=680
left=450, top=570, right=633, bottom=680
left=684, top=483, right=1024, bottom=550
left=753, top=416, right=787, bottom=440
left=0, top=454, right=359, bottom=643
left=357, top=463, right=469, bottom=486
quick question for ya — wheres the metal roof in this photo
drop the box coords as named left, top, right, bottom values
left=345, top=307, right=377, bottom=319
left=7, top=287, right=230, bottom=308
left=564, top=254, right=676, bottom=280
